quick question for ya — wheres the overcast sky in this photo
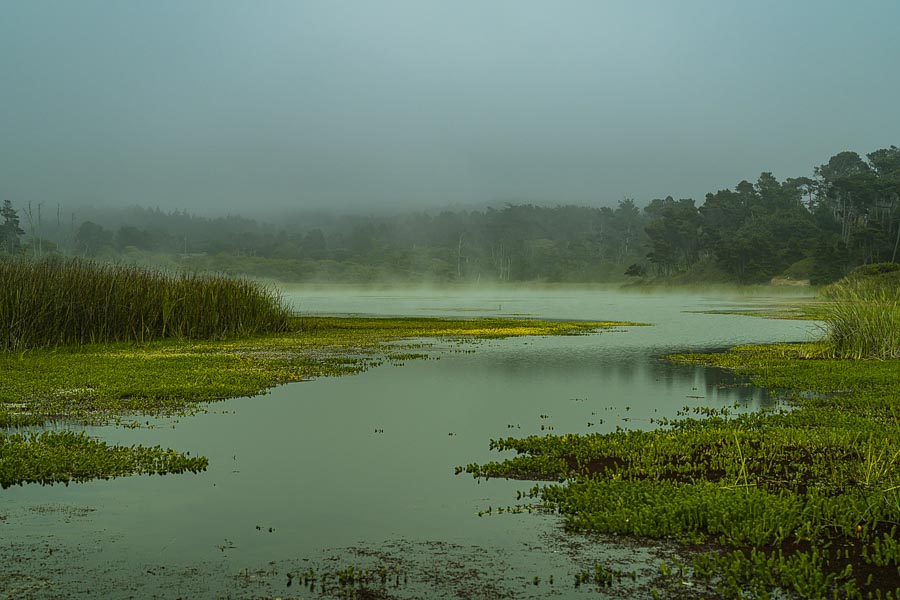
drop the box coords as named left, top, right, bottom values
left=1, top=1, right=898, bottom=215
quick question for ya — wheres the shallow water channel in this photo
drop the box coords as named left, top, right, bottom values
left=1, top=288, right=818, bottom=599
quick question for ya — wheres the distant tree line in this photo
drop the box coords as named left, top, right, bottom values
left=641, top=146, right=900, bottom=283
left=2, top=145, right=897, bottom=284
left=53, top=201, right=648, bottom=283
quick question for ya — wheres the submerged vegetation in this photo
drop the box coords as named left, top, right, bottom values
left=0, top=257, right=291, bottom=351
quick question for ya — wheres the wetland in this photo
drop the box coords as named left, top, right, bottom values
left=0, top=278, right=897, bottom=598
left=4, top=4, right=898, bottom=597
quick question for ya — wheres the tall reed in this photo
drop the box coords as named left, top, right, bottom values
left=1, top=257, right=291, bottom=351
left=821, top=273, right=900, bottom=359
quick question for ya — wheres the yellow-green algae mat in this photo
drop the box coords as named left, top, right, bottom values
left=0, top=316, right=639, bottom=488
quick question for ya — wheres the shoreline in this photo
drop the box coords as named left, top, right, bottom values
left=0, top=316, right=633, bottom=488
left=461, top=341, right=900, bottom=597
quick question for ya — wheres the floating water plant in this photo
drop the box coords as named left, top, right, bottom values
left=0, top=430, right=206, bottom=488
left=821, top=266, right=900, bottom=359
left=461, top=341, right=900, bottom=597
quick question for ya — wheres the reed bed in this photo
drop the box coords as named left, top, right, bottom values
left=0, top=257, right=291, bottom=351
left=822, top=272, right=900, bottom=359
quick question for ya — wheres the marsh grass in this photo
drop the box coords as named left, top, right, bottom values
left=0, top=257, right=291, bottom=351
left=822, top=274, right=900, bottom=359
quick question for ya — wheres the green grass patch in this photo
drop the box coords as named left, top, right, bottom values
left=460, top=343, right=900, bottom=598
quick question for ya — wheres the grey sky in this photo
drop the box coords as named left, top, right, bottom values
left=2, top=1, right=899, bottom=215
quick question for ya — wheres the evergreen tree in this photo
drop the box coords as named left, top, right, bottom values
left=0, top=200, right=25, bottom=254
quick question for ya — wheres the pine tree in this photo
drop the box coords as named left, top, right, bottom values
left=1, top=200, right=25, bottom=253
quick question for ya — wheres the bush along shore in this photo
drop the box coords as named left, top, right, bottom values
left=459, top=266, right=900, bottom=598
left=0, top=257, right=635, bottom=488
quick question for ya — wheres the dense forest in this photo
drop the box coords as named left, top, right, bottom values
left=2, top=146, right=898, bottom=285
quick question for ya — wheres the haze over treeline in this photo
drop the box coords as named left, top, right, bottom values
left=3, top=145, right=898, bottom=285
left=2, top=1, right=899, bottom=215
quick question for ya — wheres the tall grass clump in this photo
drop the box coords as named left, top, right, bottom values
left=821, top=263, right=900, bottom=359
left=1, top=257, right=291, bottom=351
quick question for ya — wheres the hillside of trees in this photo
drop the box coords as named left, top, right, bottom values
left=643, top=147, right=900, bottom=284
left=2, top=146, right=898, bottom=285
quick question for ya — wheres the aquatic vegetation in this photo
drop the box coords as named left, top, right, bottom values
left=821, top=271, right=900, bottom=359
left=0, top=256, right=291, bottom=351
left=0, top=430, right=206, bottom=488
left=1, top=315, right=633, bottom=487
left=461, top=342, right=900, bottom=597
left=0, top=316, right=629, bottom=429
left=691, top=264, right=900, bottom=357
left=574, top=562, right=637, bottom=588
left=270, top=563, right=409, bottom=599
left=686, top=302, right=829, bottom=320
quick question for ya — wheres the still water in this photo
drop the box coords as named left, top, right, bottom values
left=1, top=287, right=817, bottom=598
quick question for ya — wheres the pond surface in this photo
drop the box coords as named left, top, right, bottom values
left=0, top=287, right=818, bottom=598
